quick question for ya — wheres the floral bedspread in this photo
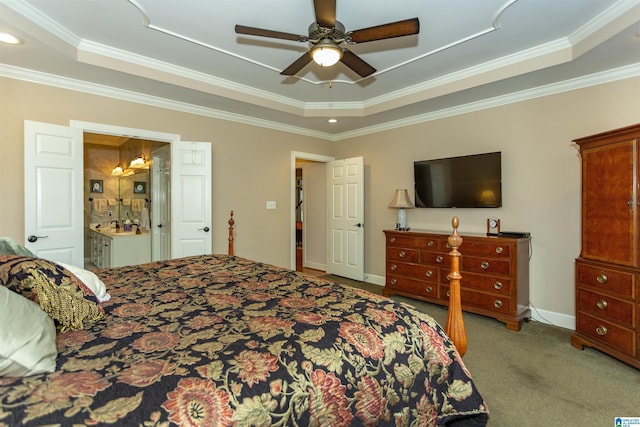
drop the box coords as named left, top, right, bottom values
left=0, top=255, right=488, bottom=426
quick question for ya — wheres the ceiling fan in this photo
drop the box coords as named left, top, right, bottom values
left=235, top=0, right=419, bottom=78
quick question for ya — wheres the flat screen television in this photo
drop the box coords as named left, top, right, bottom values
left=414, top=151, right=502, bottom=208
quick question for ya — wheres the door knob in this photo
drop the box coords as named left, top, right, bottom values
left=27, top=235, right=48, bottom=243
left=199, top=227, right=210, bottom=232
left=354, top=223, right=364, bottom=228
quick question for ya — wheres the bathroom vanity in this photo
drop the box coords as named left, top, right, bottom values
left=88, top=226, right=151, bottom=268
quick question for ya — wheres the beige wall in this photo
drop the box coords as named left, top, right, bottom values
left=0, top=77, right=334, bottom=268
left=333, top=77, right=640, bottom=324
left=2, top=75, right=639, bottom=324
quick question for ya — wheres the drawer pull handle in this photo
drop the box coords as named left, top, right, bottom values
left=436, top=256, right=444, bottom=263
left=428, top=241, right=435, bottom=247
left=596, top=326, right=608, bottom=336
left=481, top=261, right=490, bottom=269
left=496, top=247, right=504, bottom=254
left=390, top=237, right=396, bottom=243
left=446, top=290, right=450, bottom=297
left=596, top=273, right=608, bottom=284
left=390, top=279, right=397, bottom=285
left=493, top=281, right=503, bottom=290
left=493, top=300, right=503, bottom=308
left=445, top=243, right=451, bottom=249
left=425, top=270, right=433, bottom=278
left=390, top=264, right=397, bottom=271
left=425, top=286, right=433, bottom=293
left=398, top=251, right=406, bottom=258
left=596, top=299, right=608, bottom=310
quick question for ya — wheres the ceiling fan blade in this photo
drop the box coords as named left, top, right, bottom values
left=340, top=49, right=376, bottom=78
left=235, top=25, right=308, bottom=42
left=313, top=0, right=336, bottom=28
left=348, top=18, right=420, bottom=43
left=280, top=52, right=313, bottom=76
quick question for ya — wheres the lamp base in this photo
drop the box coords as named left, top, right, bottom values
left=397, top=208, right=407, bottom=230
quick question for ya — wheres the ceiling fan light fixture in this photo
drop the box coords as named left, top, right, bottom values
left=311, top=40, right=342, bottom=67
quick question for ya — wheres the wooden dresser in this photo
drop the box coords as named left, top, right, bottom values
left=383, top=229, right=530, bottom=331
left=572, top=123, right=640, bottom=369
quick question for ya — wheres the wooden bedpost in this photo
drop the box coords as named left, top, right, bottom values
left=228, top=210, right=235, bottom=256
left=445, top=216, right=468, bottom=357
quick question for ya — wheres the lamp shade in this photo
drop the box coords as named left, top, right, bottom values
left=311, top=40, right=343, bottom=67
left=388, top=189, right=414, bottom=209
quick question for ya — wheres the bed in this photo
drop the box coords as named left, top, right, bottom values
left=0, top=213, right=488, bottom=426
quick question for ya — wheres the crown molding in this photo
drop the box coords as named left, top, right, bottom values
left=333, top=63, right=640, bottom=141
left=2, top=62, right=639, bottom=142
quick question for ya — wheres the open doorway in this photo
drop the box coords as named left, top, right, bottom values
left=290, top=152, right=334, bottom=272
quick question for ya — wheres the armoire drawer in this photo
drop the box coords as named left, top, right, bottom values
left=576, top=288, right=634, bottom=326
left=386, top=275, right=437, bottom=298
left=575, top=261, right=634, bottom=298
left=576, top=312, right=635, bottom=357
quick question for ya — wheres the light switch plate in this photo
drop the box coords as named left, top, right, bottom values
left=266, top=201, right=276, bottom=210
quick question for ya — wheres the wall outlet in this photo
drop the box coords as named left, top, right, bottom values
left=107, top=210, right=112, bottom=217
left=125, top=210, right=130, bottom=217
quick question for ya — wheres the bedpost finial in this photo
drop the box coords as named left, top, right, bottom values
left=448, top=216, right=463, bottom=249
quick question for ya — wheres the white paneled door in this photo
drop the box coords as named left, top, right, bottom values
left=24, top=121, right=84, bottom=266
left=171, top=141, right=212, bottom=257
left=326, top=156, right=364, bottom=281
left=24, top=121, right=212, bottom=266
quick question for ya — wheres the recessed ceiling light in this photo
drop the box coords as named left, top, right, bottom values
left=328, top=119, right=338, bottom=124
left=0, top=33, right=22, bottom=45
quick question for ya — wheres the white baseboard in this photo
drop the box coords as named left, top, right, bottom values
left=363, top=273, right=385, bottom=286
left=528, top=305, right=575, bottom=330
left=304, top=261, right=325, bottom=271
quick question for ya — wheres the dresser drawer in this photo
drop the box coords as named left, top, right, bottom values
left=576, top=312, right=635, bottom=357
left=459, top=240, right=511, bottom=258
left=440, top=285, right=511, bottom=315
left=386, top=275, right=437, bottom=298
left=443, top=271, right=512, bottom=296
left=576, top=262, right=634, bottom=298
left=576, top=288, right=634, bottom=326
left=421, top=250, right=451, bottom=268
left=386, top=234, right=439, bottom=249
left=387, top=247, right=419, bottom=262
left=462, top=255, right=511, bottom=276
left=386, top=262, right=439, bottom=283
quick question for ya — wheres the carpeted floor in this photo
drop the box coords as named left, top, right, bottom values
left=322, top=274, right=640, bottom=427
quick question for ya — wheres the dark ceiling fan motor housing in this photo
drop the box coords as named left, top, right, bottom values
left=234, top=0, right=419, bottom=78
left=308, top=21, right=346, bottom=43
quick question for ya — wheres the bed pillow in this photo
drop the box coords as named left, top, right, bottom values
left=0, top=286, right=57, bottom=377
left=56, top=262, right=111, bottom=303
left=0, top=237, right=36, bottom=257
left=0, top=255, right=104, bottom=331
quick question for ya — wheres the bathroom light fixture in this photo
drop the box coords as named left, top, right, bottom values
left=0, top=33, right=22, bottom=45
left=328, top=118, right=338, bottom=123
left=129, top=154, right=147, bottom=169
left=111, top=164, right=124, bottom=176
left=311, top=40, right=343, bottom=67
